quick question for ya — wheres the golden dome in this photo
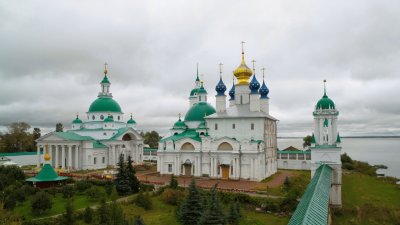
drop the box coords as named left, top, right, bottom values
left=44, top=145, right=51, bottom=161
left=233, top=52, right=253, bottom=85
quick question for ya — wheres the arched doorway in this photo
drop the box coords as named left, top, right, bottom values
left=217, top=142, right=233, bottom=150
left=183, top=159, right=192, bottom=176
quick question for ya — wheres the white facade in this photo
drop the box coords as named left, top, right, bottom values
left=310, top=84, right=342, bottom=207
left=157, top=52, right=278, bottom=181
left=36, top=68, right=144, bottom=171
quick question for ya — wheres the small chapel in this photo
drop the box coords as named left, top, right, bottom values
left=36, top=65, right=144, bottom=171
left=157, top=46, right=278, bottom=181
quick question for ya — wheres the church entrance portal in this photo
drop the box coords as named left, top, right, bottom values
left=220, top=165, right=230, bottom=180
left=183, top=159, right=192, bottom=176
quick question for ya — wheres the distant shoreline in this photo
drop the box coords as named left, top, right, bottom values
left=278, top=136, right=400, bottom=139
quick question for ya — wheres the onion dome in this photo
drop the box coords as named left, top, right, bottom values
left=104, top=115, right=114, bottom=122
left=259, top=80, right=269, bottom=99
left=127, top=114, right=136, bottom=124
left=190, top=88, right=199, bottom=97
left=249, top=75, right=260, bottom=94
left=215, top=77, right=227, bottom=96
left=173, top=115, right=187, bottom=129
left=233, top=52, right=253, bottom=85
left=72, top=115, right=83, bottom=124
left=316, top=81, right=335, bottom=110
left=184, top=102, right=216, bottom=122
left=101, top=66, right=110, bottom=84
left=229, top=82, right=235, bottom=100
left=197, top=82, right=207, bottom=94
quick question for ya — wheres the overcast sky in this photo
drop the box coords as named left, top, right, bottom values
left=1, top=0, right=399, bottom=137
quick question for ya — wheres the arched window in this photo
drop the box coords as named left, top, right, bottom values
left=217, top=142, right=233, bottom=151
left=118, top=116, right=120, bottom=120
left=240, top=96, right=243, bottom=104
left=100, top=115, right=104, bottom=120
left=232, top=124, right=235, bottom=129
left=92, top=115, right=95, bottom=120
left=215, top=123, right=218, bottom=130
left=181, top=142, right=195, bottom=150
left=251, top=123, right=254, bottom=130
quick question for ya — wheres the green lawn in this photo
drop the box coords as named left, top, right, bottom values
left=333, top=172, right=400, bottom=225
left=121, top=195, right=289, bottom=225
left=13, top=192, right=104, bottom=220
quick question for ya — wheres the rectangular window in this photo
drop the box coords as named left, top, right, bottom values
left=306, top=154, right=311, bottom=160
left=168, top=164, right=172, bottom=172
left=298, top=154, right=305, bottom=160
left=215, top=124, right=218, bottom=130
left=251, top=123, right=254, bottom=130
left=289, top=154, right=296, bottom=160
left=102, top=157, right=105, bottom=164
left=94, top=157, right=97, bottom=165
left=232, top=124, right=235, bottom=129
left=281, top=153, right=288, bottom=159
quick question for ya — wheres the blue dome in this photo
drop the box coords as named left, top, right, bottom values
left=259, top=80, right=269, bottom=99
left=215, top=77, right=226, bottom=96
left=249, top=75, right=260, bottom=94
left=229, top=83, right=235, bottom=100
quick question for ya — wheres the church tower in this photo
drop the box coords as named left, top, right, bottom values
left=310, top=80, right=342, bottom=208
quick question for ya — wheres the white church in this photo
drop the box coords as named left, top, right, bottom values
left=157, top=49, right=278, bottom=181
left=36, top=66, right=144, bottom=171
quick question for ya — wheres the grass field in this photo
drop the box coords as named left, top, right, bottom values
left=333, top=172, right=400, bottom=225
left=121, top=195, right=289, bottom=225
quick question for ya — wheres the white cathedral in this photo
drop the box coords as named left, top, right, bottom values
left=157, top=49, right=278, bottom=181
left=36, top=67, right=144, bottom=171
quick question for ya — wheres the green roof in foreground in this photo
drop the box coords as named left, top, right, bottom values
left=288, top=164, right=332, bottom=225
left=277, top=150, right=311, bottom=154
left=160, top=129, right=201, bottom=143
left=26, top=164, right=69, bottom=182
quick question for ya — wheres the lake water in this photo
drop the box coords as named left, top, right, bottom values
left=278, top=138, right=400, bottom=178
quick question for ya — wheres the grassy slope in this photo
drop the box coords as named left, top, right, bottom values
left=121, top=196, right=289, bottom=225
left=13, top=192, right=104, bottom=220
left=333, top=172, right=400, bottom=225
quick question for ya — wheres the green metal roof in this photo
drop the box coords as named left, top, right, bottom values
left=173, top=119, right=187, bottom=129
left=54, top=132, right=93, bottom=141
left=26, top=164, right=69, bottom=182
left=311, top=133, right=316, bottom=144
left=93, top=141, right=108, bottom=148
left=184, top=102, right=216, bottom=122
left=197, top=84, right=207, bottom=94
left=144, top=148, right=158, bottom=152
left=72, top=116, right=83, bottom=124
left=277, top=150, right=311, bottom=154
left=336, top=133, right=341, bottom=143
left=104, top=115, right=114, bottom=122
left=109, top=127, right=130, bottom=140
left=160, top=129, right=201, bottom=143
left=288, top=164, right=332, bottom=225
left=101, top=75, right=110, bottom=84
left=0, top=151, right=42, bottom=157
left=190, top=88, right=199, bottom=97
left=88, top=97, right=122, bottom=113
left=316, top=94, right=335, bottom=110
left=127, top=115, right=136, bottom=124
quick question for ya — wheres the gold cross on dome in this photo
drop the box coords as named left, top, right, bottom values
left=241, top=41, right=246, bottom=53
left=104, top=62, right=108, bottom=75
left=251, top=60, right=256, bottom=72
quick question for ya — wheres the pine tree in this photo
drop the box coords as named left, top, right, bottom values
left=177, top=179, right=203, bottom=225
left=227, top=202, right=240, bottom=225
left=97, top=198, right=110, bottom=225
left=60, top=200, right=75, bottom=225
left=115, top=154, right=131, bottom=195
left=127, top=155, right=140, bottom=193
left=109, top=201, right=124, bottom=225
left=169, top=174, right=178, bottom=189
left=199, top=185, right=226, bottom=225
left=133, top=215, right=146, bottom=225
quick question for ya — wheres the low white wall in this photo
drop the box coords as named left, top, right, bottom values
left=278, top=159, right=311, bottom=170
left=0, top=153, right=45, bottom=166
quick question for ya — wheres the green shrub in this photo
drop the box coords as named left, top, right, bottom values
left=61, top=185, right=75, bottom=198
left=135, top=191, right=152, bottom=210
left=31, top=191, right=52, bottom=215
left=75, top=180, right=92, bottom=192
left=83, top=206, right=93, bottom=223
left=140, top=183, right=155, bottom=192
left=86, top=186, right=105, bottom=202
left=162, top=188, right=183, bottom=205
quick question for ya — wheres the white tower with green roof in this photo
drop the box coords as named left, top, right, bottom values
left=310, top=80, right=342, bottom=207
left=36, top=65, right=143, bottom=171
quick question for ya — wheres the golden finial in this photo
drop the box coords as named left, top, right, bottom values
left=44, top=144, right=50, bottom=161
left=104, top=62, right=108, bottom=75
left=261, top=67, right=266, bottom=80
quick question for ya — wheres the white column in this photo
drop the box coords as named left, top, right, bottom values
left=37, top=145, right=41, bottom=167
left=55, top=145, right=59, bottom=168
left=48, top=145, right=53, bottom=166
left=61, top=145, right=66, bottom=169
left=112, top=145, right=116, bottom=166
left=74, top=145, right=79, bottom=170
left=68, top=145, right=72, bottom=170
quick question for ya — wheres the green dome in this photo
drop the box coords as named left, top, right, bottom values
left=88, top=97, right=122, bottom=113
left=127, top=115, right=136, bottom=124
left=101, top=75, right=110, bottom=84
left=72, top=116, right=82, bottom=124
left=190, top=88, right=199, bottom=97
left=197, top=83, right=207, bottom=94
left=184, top=102, right=216, bottom=122
left=173, top=119, right=186, bottom=129
left=104, top=115, right=114, bottom=122
left=316, top=94, right=335, bottom=110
